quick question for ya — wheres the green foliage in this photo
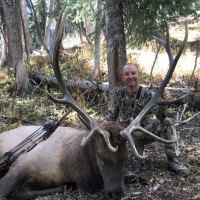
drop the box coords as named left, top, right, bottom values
left=46, top=1, right=65, bottom=19
left=33, top=0, right=46, bottom=35
left=0, top=73, right=15, bottom=94
left=0, top=59, right=7, bottom=68
left=27, top=0, right=99, bottom=47
left=26, top=0, right=200, bottom=49
left=123, top=0, right=200, bottom=47
left=45, top=0, right=97, bottom=34
left=67, top=0, right=95, bottom=23
left=27, top=0, right=46, bottom=48
left=185, top=110, right=196, bottom=118
left=28, top=14, right=38, bottom=48
left=64, top=0, right=101, bottom=40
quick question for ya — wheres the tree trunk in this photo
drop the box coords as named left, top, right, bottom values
left=92, top=0, right=103, bottom=78
left=1, top=0, right=28, bottom=94
left=105, top=0, right=127, bottom=95
left=44, top=0, right=55, bottom=50
left=21, top=0, right=33, bottom=54
left=86, top=21, right=91, bottom=35
left=0, top=28, right=5, bottom=67
left=0, top=33, right=6, bottom=67
left=39, top=0, right=46, bottom=36
left=6, top=34, right=12, bottom=75
left=0, top=3, right=11, bottom=74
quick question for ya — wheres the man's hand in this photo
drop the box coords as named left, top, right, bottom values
left=162, top=89, right=173, bottom=100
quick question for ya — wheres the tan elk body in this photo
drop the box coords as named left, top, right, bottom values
left=0, top=122, right=128, bottom=199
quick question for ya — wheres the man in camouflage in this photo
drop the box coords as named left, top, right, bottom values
left=108, top=63, right=189, bottom=175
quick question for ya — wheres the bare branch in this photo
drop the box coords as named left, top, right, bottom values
left=174, top=111, right=200, bottom=127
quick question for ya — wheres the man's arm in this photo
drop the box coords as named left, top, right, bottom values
left=156, top=89, right=173, bottom=121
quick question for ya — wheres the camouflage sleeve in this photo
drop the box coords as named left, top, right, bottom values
left=107, top=91, right=121, bottom=121
left=155, top=105, right=168, bottom=121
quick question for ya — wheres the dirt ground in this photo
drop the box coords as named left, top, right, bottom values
left=122, top=117, right=200, bottom=200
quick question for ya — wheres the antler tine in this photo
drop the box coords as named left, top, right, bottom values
left=125, top=131, right=147, bottom=159
left=47, top=3, right=117, bottom=152
left=120, top=20, right=188, bottom=159
left=153, top=18, right=173, bottom=66
left=155, top=21, right=189, bottom=105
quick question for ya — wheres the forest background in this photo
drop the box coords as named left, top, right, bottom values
left=0, top=0, right=200, bottom=199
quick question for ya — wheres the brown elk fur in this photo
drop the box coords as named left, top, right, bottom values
left=0, top=121, right=128, bottom=199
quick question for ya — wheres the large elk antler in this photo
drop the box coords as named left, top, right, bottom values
left=46, top=3, right=117, bottom=152
left=120, top=19, right=189, bottom=159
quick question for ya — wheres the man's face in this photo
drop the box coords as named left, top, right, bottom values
left=122, top=64, right=140, bottom=88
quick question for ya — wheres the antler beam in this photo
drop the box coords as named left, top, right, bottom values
left=45, top=3, right=117, bottom=152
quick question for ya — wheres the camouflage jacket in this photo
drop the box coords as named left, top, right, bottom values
left=107, top=86, right=168, bottom=127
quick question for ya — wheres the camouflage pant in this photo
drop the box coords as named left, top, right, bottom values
left=133, top=117, right=180, bottom=158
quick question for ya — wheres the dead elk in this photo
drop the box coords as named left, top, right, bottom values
left=0, top=121, right=128, bottom=199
